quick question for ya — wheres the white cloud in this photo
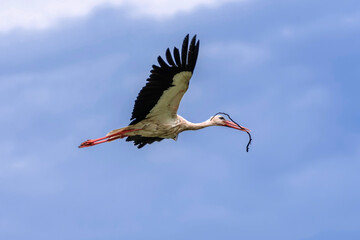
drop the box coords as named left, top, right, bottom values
left=0, top=0, right=242, bottom=33
left=126, top=0, right=239, bottom=18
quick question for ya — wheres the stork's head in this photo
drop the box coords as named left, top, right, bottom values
left=210, top=114, right=250, bottom=133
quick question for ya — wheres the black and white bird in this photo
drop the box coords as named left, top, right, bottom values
left=79, top=34, right=250, bottom=149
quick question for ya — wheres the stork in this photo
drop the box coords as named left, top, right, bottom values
left=79, top=34, right=250, bottom=149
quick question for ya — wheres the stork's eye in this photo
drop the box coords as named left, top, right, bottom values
left=219, top=116, right=225, bottom=120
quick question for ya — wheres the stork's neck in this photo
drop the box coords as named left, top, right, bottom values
left=183, top=119, right=214, bottom=130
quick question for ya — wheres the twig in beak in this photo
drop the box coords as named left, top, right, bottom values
left=213, top=112, right=252, bottom=152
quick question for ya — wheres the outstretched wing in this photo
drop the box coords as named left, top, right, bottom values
left=129, top=34, right=200, bottom=125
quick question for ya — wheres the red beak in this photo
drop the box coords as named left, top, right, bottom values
left=224, top=120, right=250, bottom=132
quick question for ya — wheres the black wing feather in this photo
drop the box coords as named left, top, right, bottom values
left=193, top=41, right=200, bottom=71
left=166, top=48, right=176, bottom=66
left=157, top=56, right=169, bottom=68
left=128, top=34, right=200, bottom=148
left=173, top=47, right=181, bottom=66
left=126, top=136, right=164, bottom=149
left=181, top=34, right=189, bottom=68
left=187, top=36, right=197, bottom=71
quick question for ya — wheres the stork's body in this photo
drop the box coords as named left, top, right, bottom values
left=121, top=115, right=211, bottom=139
left=79, top=35, right=250, bottom=149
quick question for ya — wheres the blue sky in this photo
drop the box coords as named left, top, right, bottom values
left=1, top=0, right=360, bottom=239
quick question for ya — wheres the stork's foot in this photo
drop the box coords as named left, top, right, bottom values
left=79, top=139, right=98, bottom=148
left=78, top=136, right=111, bottom=148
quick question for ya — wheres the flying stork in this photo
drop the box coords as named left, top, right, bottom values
left=79, top=34, right=250, bottom=149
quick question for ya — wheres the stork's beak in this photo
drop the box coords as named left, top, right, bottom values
left=224, top=120, right=250, bottom=132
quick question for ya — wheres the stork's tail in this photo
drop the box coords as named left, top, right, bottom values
left=78, top=127, right=139, bottom=148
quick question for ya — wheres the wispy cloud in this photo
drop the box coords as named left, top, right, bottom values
left=0, top=0, right=243, bottom=32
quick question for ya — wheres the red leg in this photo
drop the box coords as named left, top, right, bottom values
left=78, top=129, right=140, bottom=148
